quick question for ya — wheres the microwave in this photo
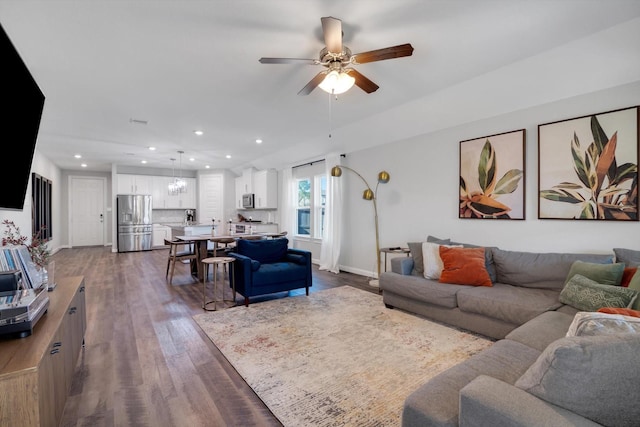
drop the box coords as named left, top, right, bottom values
left=242, top=193, right=255, bottom=209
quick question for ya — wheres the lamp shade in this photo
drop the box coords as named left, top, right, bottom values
left=378, top=171, right=390, bottom=183
left=319, top=70, right=355, bottom=95
left=330, top=166, right=343, bottom=177
left=362, top=189, right=374, bottom=200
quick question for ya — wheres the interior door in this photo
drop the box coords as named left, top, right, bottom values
left=70, top=176, right=106, bottom=247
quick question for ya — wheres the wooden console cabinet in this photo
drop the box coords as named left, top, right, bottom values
left=0, top=276, right=86, bottom=427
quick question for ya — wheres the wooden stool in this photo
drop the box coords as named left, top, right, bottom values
left=201, top=256, right=236, bottom=311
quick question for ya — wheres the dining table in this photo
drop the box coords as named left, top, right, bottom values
left=174, top=233, right=280, bottom=280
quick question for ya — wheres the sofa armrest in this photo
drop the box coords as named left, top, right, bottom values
left=459, top=375, right=601, bottom=427
left=391, top=256, right=413, bottom=275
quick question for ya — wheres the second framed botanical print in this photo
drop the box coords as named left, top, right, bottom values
left=538, top=106, right=639, bottom=221
left=459, top=129, right=525, bottom=219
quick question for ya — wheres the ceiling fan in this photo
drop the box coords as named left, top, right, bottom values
left=259, top=16, right=414, bottom=96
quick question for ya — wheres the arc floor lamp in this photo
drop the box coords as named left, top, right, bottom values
left=331, top=165, right=390, bottom=287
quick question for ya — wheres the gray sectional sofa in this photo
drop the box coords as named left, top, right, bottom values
left=379, top=238, right=640, bottom=427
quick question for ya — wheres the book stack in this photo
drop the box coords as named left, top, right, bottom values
left=0, top=245, right=46, bottom=289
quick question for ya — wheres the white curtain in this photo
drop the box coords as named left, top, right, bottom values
left=319, top=153, right=342, bottom=273
left=280, top=166, right=296, bottom=246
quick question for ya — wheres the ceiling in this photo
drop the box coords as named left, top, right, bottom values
left=2, top=0, right=640, bottom=174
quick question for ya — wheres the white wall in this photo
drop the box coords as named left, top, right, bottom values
left=338, top=81, right=640, bottom=277
left=0, top=151, right=62, bottom=253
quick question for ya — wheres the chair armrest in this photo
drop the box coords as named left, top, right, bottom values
left=287, top=249, right=311, bottom=264
left=459, top=375, right=600, bottom=427
left=391, top=256, right=413, bottom=275
left=229, top=252, right=255, bottom=283
left=284, top=253, right=306, bottom=265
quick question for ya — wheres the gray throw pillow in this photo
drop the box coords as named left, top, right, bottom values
left=559, top=274, right=639, bottom=311
left=408, top=236, right=450, bottom=276
left=515, top=333, right=640, bottom=427
left=614, top=247, right=640, bottom=265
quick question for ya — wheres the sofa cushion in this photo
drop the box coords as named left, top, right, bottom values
left=438, top=246, right=492, bottom=287
left=251, top=261, right=308, bottom=287
left=566, top=311, right=640, bottom=336
left=564, top=260, right=625, bottom=287
left=402, top=339, right=540, bottom=427
left=613, top=247, right=640, bottom=265
left=515, top=333, right=640, bottom=427
left=456, top=283, right=562, bottom=325
left=491, top=248, right=613, bottom=289
left=505, top=311, right=575, bottom=352
left=423, top=242, right=462, bottom=279
left=559, top=274, right=639, bottom=312
left=236, top=238, right=288, bottom=264
left=379, top=273, right=464, bottom=308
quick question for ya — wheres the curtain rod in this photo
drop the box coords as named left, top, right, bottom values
left=292, top=154, right=346, bottom=169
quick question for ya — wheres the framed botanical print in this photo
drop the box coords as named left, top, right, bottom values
left=538, top=106, right=639, bottom=220
left=459, top=129, right=525, bottom=219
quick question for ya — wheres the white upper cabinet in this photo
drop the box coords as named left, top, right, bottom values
left=120, top=174, right=196, bottom=208
left=117, top=174, right=152, bottom=195
left=253, top=169, right=278, bottom=209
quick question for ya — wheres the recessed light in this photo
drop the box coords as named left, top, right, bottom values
left=74, top=154, right=82, bottom=159
left=189, top=157, right=195, bottom=162
left=148, top=146, right=156, bottom=151
left=256, top=139, right=263, bottom=144
left=226, top=155, right=231, bottom=159
left=205, top=165, right=210, bottom=169
left=194, top=130, right=204, bottom=136
left=141, top=160, right=147, bottom=164
left=81, top=163, right=87, bottom=168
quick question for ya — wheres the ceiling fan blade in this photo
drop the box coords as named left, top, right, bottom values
left=351, top=43, right=414, bottom=64
left=346, top=69, right=379, bottom=94
left=297, top=71, right=328, bottom=96
left=259, top=57, right=318, bottom=65
left=321, top=16, right=343, bottom=54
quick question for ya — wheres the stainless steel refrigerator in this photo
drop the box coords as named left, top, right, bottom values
left=117, top=194, right=152, bottom=253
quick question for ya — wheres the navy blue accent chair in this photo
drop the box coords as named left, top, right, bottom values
left=229, top=238, right=312, bottom=306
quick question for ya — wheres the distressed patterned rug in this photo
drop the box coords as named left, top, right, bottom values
left=193, top=286, right=493, bottom=426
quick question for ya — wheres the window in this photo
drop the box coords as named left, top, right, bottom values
left=296, top=179, right=311, bottom=235
left=295, top=172, right=326, bottom=239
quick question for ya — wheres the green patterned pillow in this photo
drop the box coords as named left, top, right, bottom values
left=559, top=274, right=639, bottom=311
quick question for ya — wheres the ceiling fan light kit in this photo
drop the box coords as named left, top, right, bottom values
left=259, top=16, right=413, bottom=96
left=318, top=69, right=355, bottom=95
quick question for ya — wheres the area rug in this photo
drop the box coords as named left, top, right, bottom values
left=193, top=286, right=493, bottom=426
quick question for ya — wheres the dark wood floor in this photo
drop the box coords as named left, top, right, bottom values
left=52, top=246, right=375, bottom=427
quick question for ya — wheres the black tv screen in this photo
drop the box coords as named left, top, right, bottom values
left=0, top=23, right=45, bottom=210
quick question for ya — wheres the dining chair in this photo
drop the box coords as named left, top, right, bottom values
left=208, top=236, right=236, bottom=257
left=165, top=238, right=198, bottom=285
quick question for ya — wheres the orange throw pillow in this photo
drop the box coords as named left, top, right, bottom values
left=597, top=307, right=640, bottom=318
left=438, top=246, right=492, bottom=287
left=620, top=267, right=638, bottom=287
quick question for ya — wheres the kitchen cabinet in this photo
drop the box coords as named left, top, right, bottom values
left=152, top=224, right=172, bottom=247
left=0, top=276, right=86, bottom=427
left=117, top=174, right=152, bottom=195
left=235, top=168, right=277, bottom=210
left=253, top=169, right=278, bottom=209
left=235, top=167, right=257, bottom=209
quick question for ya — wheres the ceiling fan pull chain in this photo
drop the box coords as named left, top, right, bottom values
left=328, top=90, right=333, bottom=138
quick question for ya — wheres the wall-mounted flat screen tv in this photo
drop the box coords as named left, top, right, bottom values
left=0, top=23, right=45, bottom=211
